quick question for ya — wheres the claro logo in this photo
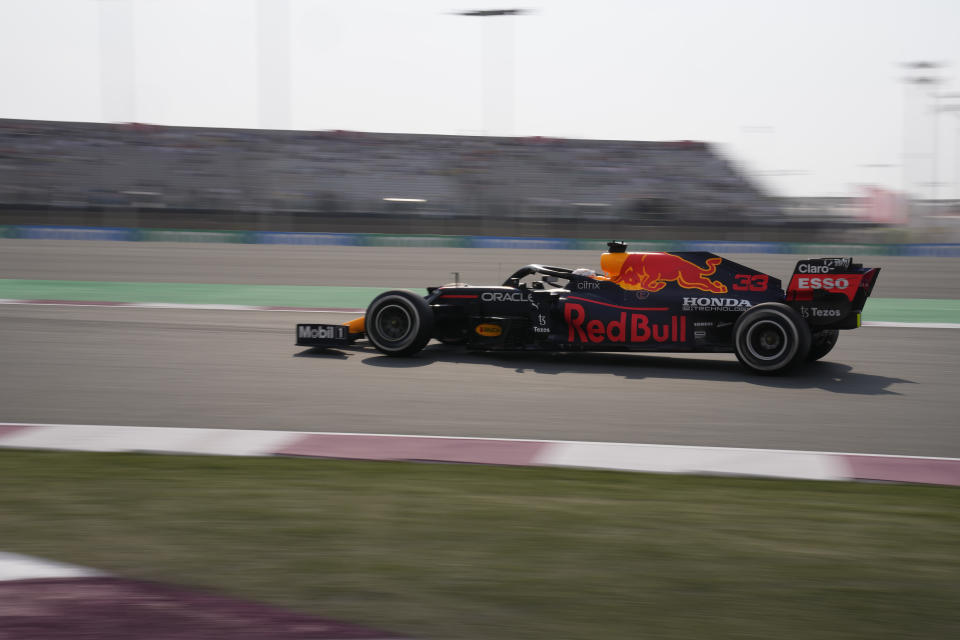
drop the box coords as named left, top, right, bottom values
left=475, top=323, right=503, bottom=337
left=798, top=259, right=851, bottom=273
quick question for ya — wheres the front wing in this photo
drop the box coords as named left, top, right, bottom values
left=295, top=323, right=359, bottom=348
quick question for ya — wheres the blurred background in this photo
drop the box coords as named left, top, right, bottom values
left=1, top=0, right=958, bottom=242
left=2, top=4, right=959, bottom=638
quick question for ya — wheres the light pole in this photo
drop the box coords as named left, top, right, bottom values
left=939, top=97, right=960, bottom=201
left=456, top=9, right=528, bottom=136
left=859, top=163, right=898, bottom=190
left=953, top=109, right=960, bottom=202
left=98, top=0, right=136, bottom=123
left=902, top=62, right=944, bottom=202
left=257, top=0, right=291, bottom=130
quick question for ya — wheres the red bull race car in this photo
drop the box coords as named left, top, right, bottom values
left=296, top=242, right=880, bottom=374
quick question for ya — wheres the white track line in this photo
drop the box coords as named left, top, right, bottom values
left=0, top=424, right=304, bottom=457
left=1, top=299, right=958, bottom=327
left=0, top=299, right=362, bottom=313
left=3, top=422, right=959, bottom=485
left=137, top=302, right=361, bottom=313
left=0, top=552, right=103, bottom=582
left=862, top=320, right=960, bottom=329
left=4, top=422, right=955, bottom=458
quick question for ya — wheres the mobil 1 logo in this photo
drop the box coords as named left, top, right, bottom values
left=297, top=324, right=347, bottom=342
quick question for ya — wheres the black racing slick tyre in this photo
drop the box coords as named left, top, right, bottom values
left=807, top=329, right=839, bottom=362
left=733, top=303, right=811, bottom=374
left=365, top=290, right=434, bottom=356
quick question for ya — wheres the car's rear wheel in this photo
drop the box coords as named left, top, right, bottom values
left=365, top=290, right=434, bottom=356
left=807, top=329, right=839, bottom=362
left=733, top=303, right=811, bottom=374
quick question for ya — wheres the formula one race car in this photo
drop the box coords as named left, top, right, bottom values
left=296, top=242, right=880, bottom=374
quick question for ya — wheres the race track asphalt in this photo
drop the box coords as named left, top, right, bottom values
left=0, top=239, right=954, bottom=299
left=0, top=240, right=957, bottom=458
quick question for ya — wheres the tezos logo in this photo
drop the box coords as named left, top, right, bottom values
left=481, top=291, right=531, bottom=302
left=801, top=307, right=842, bottom=318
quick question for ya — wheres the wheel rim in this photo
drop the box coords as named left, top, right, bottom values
left=373, top=303, right=414, bottom=344
left=745, top=320, right=788, bottom=361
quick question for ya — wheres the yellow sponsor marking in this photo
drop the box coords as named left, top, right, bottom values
left=475, top=323, right=503, bottom=337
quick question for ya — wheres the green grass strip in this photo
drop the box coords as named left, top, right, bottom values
left=1, top=279, right=959, bottom=323
left=0, top=451, right=957, bottom=640
left=0, top=279, right=391, bottom=309
left=861, top=297, right=960, bottom=324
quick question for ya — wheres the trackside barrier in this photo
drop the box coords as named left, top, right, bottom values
left=897, top=244, right=960, bottom=257
left=470, top=236, right=576, bottom=250
left=137, top=229, right=249, bottom=243
left=786, top=243, right=894, bottom=256
left=573, top=239, right=678, bottom=252
left=677, top=241, right=790, bottom=254
left=4, top=224, right=960, bottom=256
left=11, top=225, right=137, bottom=242
left=252, top=231, right=361, bottom=246
left=363, top=234, right=468, bottom=248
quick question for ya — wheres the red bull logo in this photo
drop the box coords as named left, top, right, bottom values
left=564, top=303, right=687, bottom=344
left=605, top=253, right=728, bottom=294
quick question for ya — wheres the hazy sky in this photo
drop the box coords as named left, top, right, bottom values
left=1, top=0, right=958, bottom=198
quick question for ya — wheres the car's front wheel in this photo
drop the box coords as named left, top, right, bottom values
left=733, top=303, right=811, bottom=374
left=365, top=290, right=434, bottom=356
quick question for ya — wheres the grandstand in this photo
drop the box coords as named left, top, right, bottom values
left=1, top=118, right=797, bottom=238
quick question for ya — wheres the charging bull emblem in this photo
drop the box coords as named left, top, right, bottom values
left=610, top=253, right=728, bottom=294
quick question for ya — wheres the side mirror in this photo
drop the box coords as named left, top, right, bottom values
left=543, top=276, right=561, bottom=286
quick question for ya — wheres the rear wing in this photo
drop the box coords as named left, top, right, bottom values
left=785, top=258, right=880, bottom=329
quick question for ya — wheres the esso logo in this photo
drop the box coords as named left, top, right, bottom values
left=796, top=277, right=850, bottom=290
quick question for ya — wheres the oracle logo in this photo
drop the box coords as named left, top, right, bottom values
left=481, top=291, right=531, bottom=302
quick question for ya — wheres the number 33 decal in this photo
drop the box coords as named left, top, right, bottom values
left=733, top=274, right=769, bottom=291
